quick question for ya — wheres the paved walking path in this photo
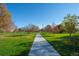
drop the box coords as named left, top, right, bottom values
left=28, top=33, right=60, bottom=56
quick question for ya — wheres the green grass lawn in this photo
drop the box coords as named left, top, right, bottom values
left=0, top=32, right=36, bottom=56
left=41, top=32, right=79, bottom=56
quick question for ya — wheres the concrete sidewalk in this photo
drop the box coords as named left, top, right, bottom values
left=28, top=33, right=60, bottom=56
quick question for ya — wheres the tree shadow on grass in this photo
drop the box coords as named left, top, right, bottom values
left=6, top=34, right=26, bottom=37
left=47, top=35, right=79, bottom=56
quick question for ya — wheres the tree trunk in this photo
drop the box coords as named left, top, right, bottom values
left=69, top=33, right=72, bottom=40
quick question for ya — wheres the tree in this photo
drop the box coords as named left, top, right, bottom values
left=43, top=25, right=52, bottom=32
left=52, top=24, right=64, bottom=33
left=0, top=3, right=16, bottom=32
left=62, top=14, right=79, bottom=39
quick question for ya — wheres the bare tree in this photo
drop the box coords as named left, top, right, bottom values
left=21, top=24, right=39, bottom=32
left=43, top=25, right=52, bottom=32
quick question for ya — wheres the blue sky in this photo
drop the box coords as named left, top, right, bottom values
left=7, top=3, right=79, bottom=28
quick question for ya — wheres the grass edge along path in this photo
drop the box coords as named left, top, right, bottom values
left=41, top=32, right=79, bottom=56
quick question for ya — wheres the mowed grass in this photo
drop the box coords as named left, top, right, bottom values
left=41, top=32, right=79, bottom=56
left=0, top=32, right=36, bottom=56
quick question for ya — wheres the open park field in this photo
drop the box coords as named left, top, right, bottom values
left=0, top=32, right=36, bottom=56
left=0, top=32, right=79, bottom=56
